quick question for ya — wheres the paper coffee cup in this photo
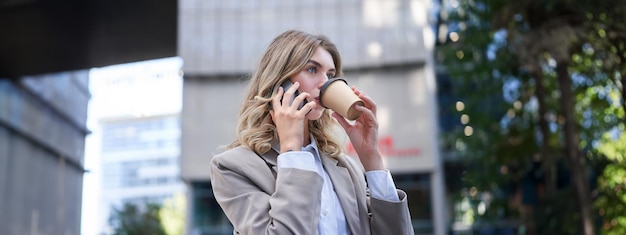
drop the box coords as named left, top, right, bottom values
left=319, top=78, right=364, bottom=120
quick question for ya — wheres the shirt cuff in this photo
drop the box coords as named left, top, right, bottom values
left=277, top=151, right=318, bottom=174
left=365, top=170, right=400, bottom=202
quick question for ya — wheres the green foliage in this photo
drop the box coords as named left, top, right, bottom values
left=109, top=202, right=166, bottom=235
left=533, top=188, right=581, bottom=235
left=436, top=0, right=626, bottom=234
left=159, top=194, right=186, bottom=235
left=596, top=131, right=626, bottom=234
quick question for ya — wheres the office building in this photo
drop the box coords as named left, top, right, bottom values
left=178, top=1, right=446, bottom=234
left=0, top=72, right=90, bottom=235
left=87, top=58, right=185, bottom=234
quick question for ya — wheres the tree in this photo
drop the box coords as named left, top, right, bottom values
left=436, top=0, right=626, bottom=234
left=108, top=202, right=166, bottom=235
left=159, top=193, right=186, bottom=235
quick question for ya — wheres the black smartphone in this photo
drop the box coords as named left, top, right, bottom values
left=280, top=80, right=307, bottom=110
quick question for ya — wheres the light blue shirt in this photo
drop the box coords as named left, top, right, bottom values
left=275, top=137, right=400, bottom=235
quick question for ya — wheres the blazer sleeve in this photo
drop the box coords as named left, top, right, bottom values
left=369, top=189, right=415, bottom=235
left=342, top=154, right=415, bottom=235
left=210, top=149, right=324, bottom=235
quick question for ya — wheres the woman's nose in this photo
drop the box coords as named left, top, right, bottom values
left=317, top=74, right=329, bottom=89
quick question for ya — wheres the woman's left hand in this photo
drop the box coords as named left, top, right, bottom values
left=332, top=87, right=384, bottom=171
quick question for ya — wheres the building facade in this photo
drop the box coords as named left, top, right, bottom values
left=87, top=58, right=186, bottom=234
left=0, top=73, right=90, bottom=235
left=178, top=1, right=447, bottom=235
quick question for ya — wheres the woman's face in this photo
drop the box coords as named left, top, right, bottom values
left=289, top=46, right=336, bottom=120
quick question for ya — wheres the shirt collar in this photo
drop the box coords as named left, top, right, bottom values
left=304, top=135, right=320, bottom=155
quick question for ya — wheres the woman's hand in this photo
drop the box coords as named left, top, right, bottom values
left=332, top=87, right=384, bottom=171
left=270, top=82, right=315, bottom=153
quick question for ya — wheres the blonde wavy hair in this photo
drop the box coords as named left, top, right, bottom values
left=227, top=30, right=346, bottom=158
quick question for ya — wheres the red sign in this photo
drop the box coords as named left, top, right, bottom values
left=346, top=135, right=421, bottom=157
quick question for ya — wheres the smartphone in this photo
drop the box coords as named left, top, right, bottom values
left=279, top=80, right=307, bottom=110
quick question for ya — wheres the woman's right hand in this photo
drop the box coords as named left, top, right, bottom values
left=269, top=81, right=314, bottom=153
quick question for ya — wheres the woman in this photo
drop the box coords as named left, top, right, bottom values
left=210, top=30, right=414, bottom=235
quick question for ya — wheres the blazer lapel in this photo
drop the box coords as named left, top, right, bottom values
left=259, top=148, right=279, bottom=177
left=321, top=154, right=362, bottom=235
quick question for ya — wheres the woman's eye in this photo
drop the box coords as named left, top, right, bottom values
left=307, top=67, right=316, bottom=73
left=326, top=74, right=334, bottom=79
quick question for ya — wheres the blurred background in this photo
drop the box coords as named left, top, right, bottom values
left=1, top=0, right=625, bottom=235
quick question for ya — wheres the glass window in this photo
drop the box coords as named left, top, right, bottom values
left=394, top=173, right=434, bottom=234
left=191, top=182, right=233, bottom=235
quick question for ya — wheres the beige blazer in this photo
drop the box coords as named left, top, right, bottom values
left=210, top=146, right=415, bottom=235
